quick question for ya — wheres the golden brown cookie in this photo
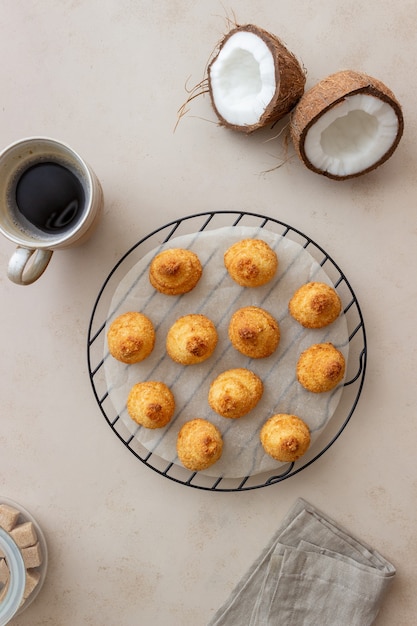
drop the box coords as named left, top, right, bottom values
left=208, top=368, right=263, bottom=419
left=107, top=311, right=155, bottom=364
left=149, top=248, right=202, bottom=295
left=228, top=306, right=280, bottom=358
left=297, top=342, right=345, bottom=393
left=166, top=314, right=218, bottom=365
left=224, top=239, right=278, bottom=287
left=260, top=414, right=311, bottom=462
left=176, top=418, right=223, bottom=471
left=127, top=381, right=175, bottom=429
left=289, top=282, right=342, bottom=328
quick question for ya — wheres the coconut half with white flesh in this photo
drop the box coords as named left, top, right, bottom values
left=290, top=70, right=404, bottom=180
left=207, top=24, right=306, bottom=133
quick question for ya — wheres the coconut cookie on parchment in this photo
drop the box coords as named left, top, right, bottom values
left=176, top=418, right=223, bottom=471
left=228, top=306, right=280, bottom=359
left=107, top=311, right=155, bottom=364
left=296, top=343, right=345, bottom=393
left=149, top=248, right=202, bottom=295
left=166, top=314, right=218, bottom=365
left=289, top=281, right=342, bottom=329
left=208, top=368, right=263, bottom=419
left=224, top=239, right=278, bottom=287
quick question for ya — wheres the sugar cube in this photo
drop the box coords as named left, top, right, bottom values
left=0, top=504, right=20, bottom=532
left=23, top=568, right=41, bottom=599
left=21, top=542, right=42, bottom=569
left=10, top=521, right=38, bottom=549
left=0, top=558, right=9, bottom=585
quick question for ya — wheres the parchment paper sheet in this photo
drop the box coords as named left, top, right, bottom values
left=104, top=226, right=349, bottom=478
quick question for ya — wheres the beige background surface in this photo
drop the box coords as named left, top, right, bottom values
left=0, top=1, right=415, bottom=624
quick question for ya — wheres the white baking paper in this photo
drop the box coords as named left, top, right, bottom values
left=104, top=226, right=349, bottom=478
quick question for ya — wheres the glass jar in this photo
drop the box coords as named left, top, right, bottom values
left=0, top=498, right=47, bottom=625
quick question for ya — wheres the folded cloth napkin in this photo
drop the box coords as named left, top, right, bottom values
left=208, top=498, right=395, bottom=626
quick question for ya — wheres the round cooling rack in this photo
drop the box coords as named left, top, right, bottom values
left=87, top=211, right=367, bottom=492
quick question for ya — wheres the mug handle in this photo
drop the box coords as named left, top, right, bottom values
left=7, top=246, right=53, bottom=285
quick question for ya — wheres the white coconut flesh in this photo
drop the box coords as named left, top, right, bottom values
left=209, top=31, right=276, bottom=127
left=304, top=93, right=400, bottom=178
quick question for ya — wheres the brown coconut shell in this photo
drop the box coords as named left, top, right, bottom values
left=208, top=24, right=306, bottom=133
left=290, top=70, right=404, bottom=180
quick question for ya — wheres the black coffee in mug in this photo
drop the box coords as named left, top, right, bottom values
left=15, top=161, right=85, bottom=234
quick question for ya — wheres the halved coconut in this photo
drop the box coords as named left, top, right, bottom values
left=207, top=24, right=306, bottom=133
left=290, top=70, right=404, bottom=180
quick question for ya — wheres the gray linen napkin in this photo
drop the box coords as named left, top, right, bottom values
left=208, top=498, right=395, bottom=626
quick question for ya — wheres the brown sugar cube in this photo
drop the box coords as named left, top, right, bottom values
left=23, top=568, right=41, bottom=599
left=10, top=521, right=38, bottom=549
left=0, top=558, right=9, bottom=585
left=0, top=504, right=20, bottom=531
left=21, top=542, right=42, bottom=568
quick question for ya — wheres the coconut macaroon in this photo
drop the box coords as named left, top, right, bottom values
left=229, top=306, right=280, bottom=359
left=224, top=239, right=278, bottom=287
left=260, top=414, right=311, bottom=463
left=176, top=418, right=223, bottom=471
left=127, top=381, right=175, bottom=429
left=208, top=368, right=263, bottom=419
left=290, top=70, right=404, bottom=180
left=289, top=281, right=342, bottom=328
left=207, top=24, right=305, bottom=133
left=149, top=248, right=202, bottom=295
left=297, top=343, right=346, bottom=393
left=166, top=314, right=218, bottom=365
left=107, top=311, right=155, bottom=364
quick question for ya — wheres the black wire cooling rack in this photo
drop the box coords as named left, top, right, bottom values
left=87, top=211, right=367, bottom=491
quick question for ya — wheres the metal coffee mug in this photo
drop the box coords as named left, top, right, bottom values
left=0, top=137, right=103, bottom=285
